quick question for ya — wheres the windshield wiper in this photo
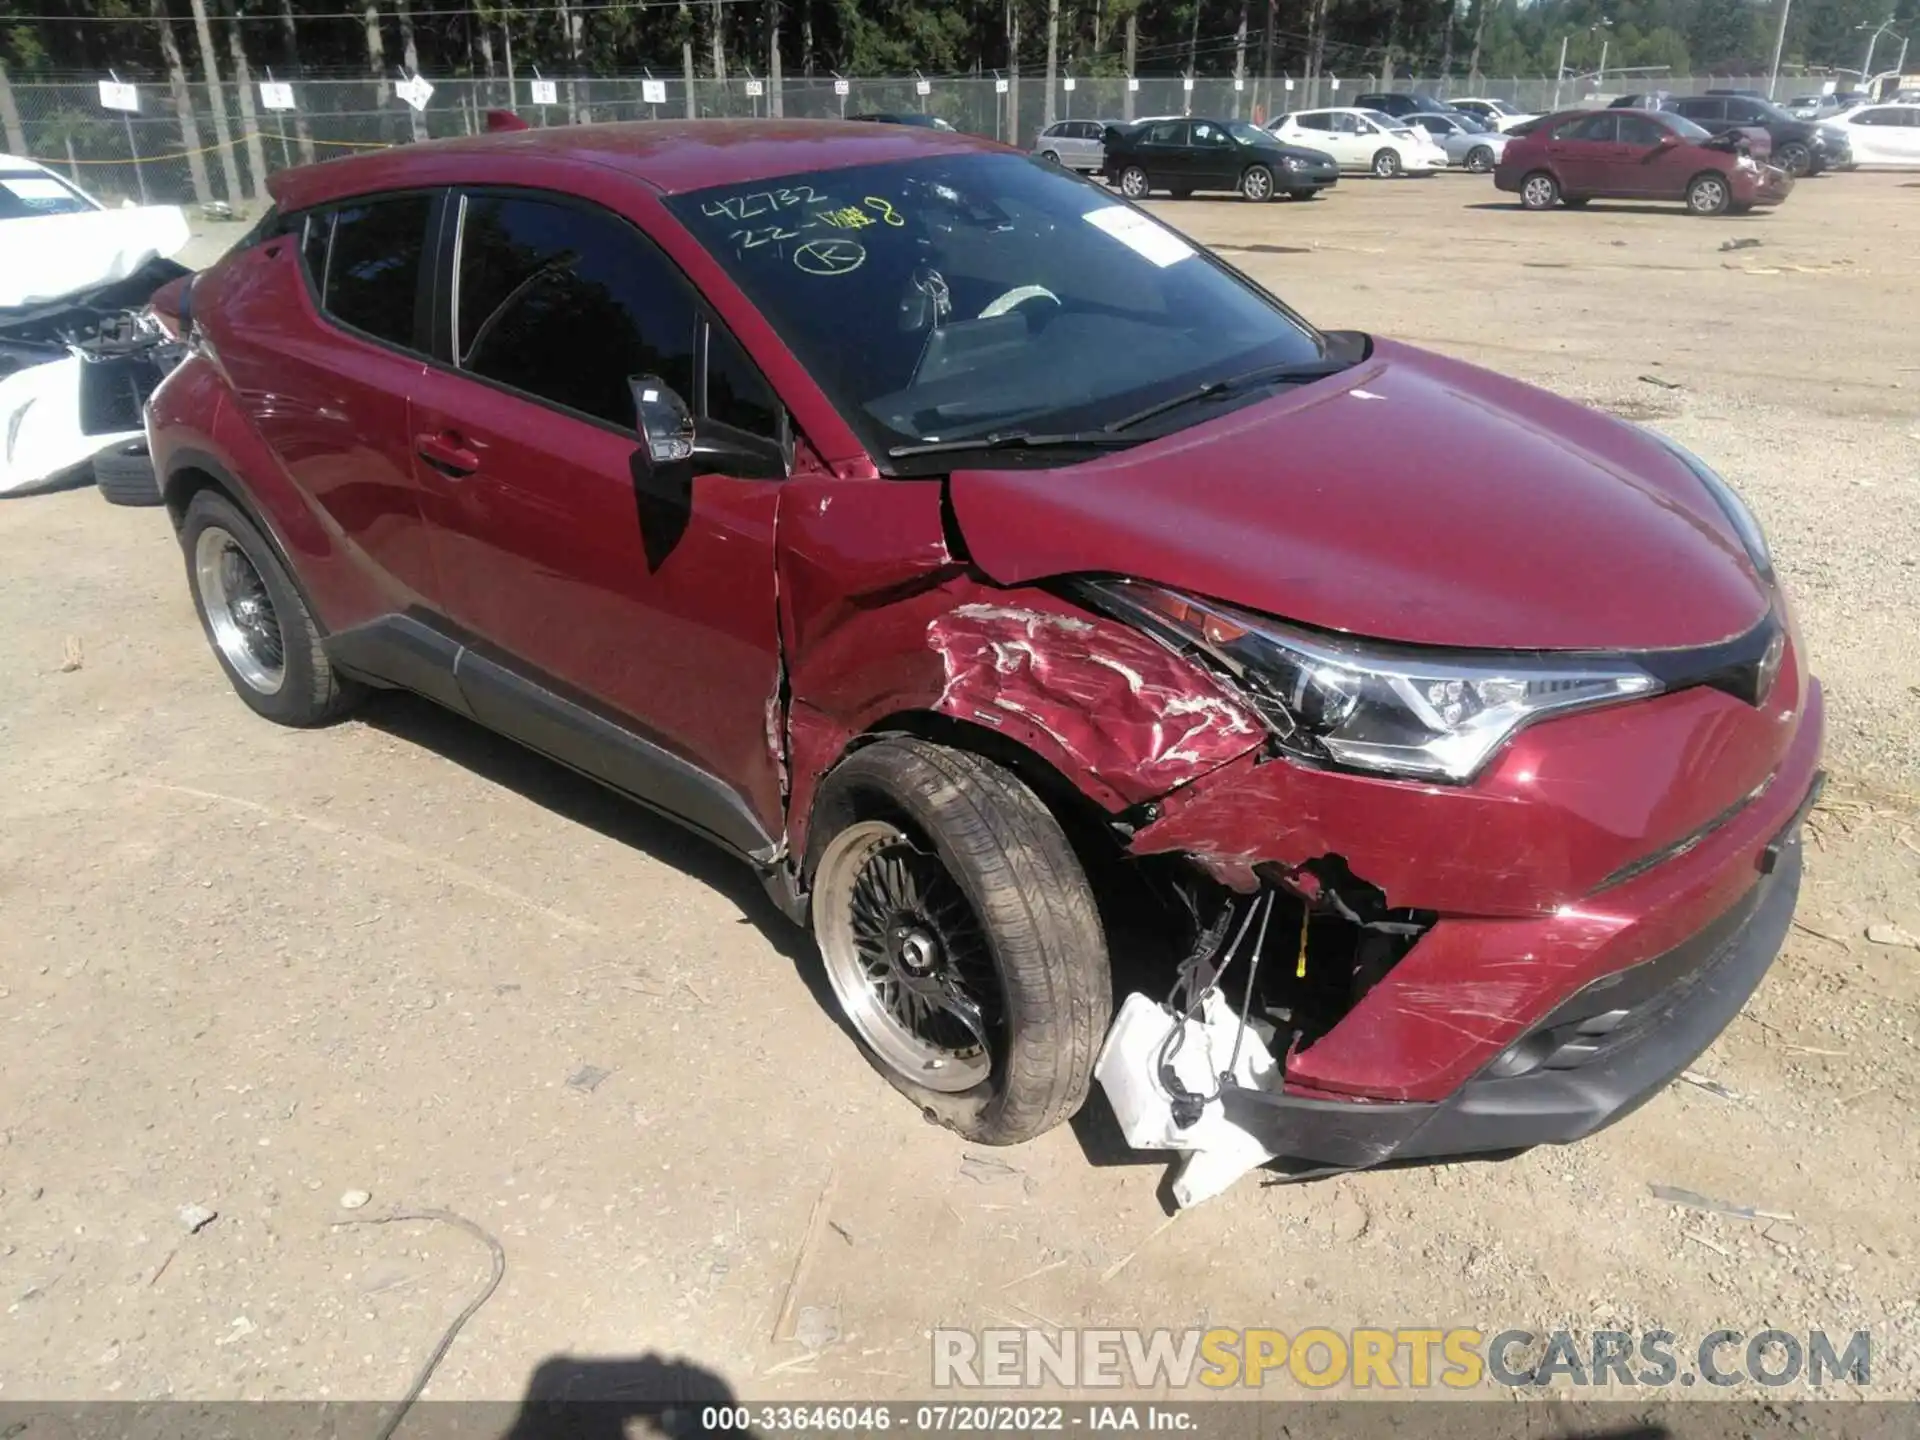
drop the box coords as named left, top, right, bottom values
left=887, top=429, right=1140, bottom=459
left=1103, top=358, right=1351, bottom=434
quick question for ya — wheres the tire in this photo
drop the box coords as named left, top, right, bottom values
left=1519, top=170, right=1560, bottom=209
left=1371, top=148, right=1402, bottom=178
left=1289, top=189, right=1320, bottom=200
left=180, top=489, right=361, bottom=727
left=1687, top=171, right=1731, bottom=216
left=807, top=738, right=1111, bottom=1146
left=1561, top=196, right=1591, bottom=208
left=1774, top=141, right=1810, bottom=176
left=93, top=438, right=162, bottom=507
left=1465, top=145, right=1495, bottom=173
left=1118, top=165, right=1150, bottom=200
left=1729, top=201, right=1754, bottom=215
left=1040, top=149, right=1061, bottom=164
left=1170, top=188, right=1194, bottom=199
left=1240, top=164, right=1275, bottom=201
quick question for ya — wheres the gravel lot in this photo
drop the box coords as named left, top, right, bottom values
left=2, top=167, right=1918, bottom=1410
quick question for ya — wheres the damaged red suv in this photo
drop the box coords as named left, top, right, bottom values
left=148, top=121, right=1821, bottom=1192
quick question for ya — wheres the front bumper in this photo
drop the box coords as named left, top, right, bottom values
left=1220, top=778, right=1814, bottom=1170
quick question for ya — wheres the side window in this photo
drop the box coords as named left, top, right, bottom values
left=1726, top=100, right=1763, bottom=123
left=1678, top=98, right=1723, bottom=121
left=1617, top=114, right=1667, bottom=146
left=321, top=194, right=432, bottom=348
left=1075, top=122, right=1101, bottom=140
left=1192, top=122, right=1227, bottom=146
left=1144, top=121, right=1183, bottom=145
left=705, top=324, right=781, bottom=439
left=456, top=193, right=696, bottom=430
left=1571, top=113, right=1618, bottom=142
left=1293, top=113, right=1329, bottom=131
left=1856, top=108, right=1896, bottom=125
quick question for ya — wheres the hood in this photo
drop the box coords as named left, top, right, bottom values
left=1257, top=138, right=1336, bottom=165
left=947, top=339, right=1770, bottom=652
left=0, top=204, right=189, bottom=310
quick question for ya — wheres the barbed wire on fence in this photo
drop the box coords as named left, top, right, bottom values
left=3, top=72, right=1789, bottom=208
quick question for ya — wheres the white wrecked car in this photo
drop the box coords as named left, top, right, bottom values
left=0, top=154, right=190, bottom=498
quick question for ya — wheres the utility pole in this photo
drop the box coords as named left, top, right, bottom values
left=769, top=0, right=783, bottom=117
left=1767, top=0, right=1792, bottom=99
left=226, top=11, right=269, bottom=199
left=153, top=0, right=213, bottom=201
left=710, top=0, right=727, bottom=85
left=276, top=0, right=315, bottom=161
left=1044, top=0, right=1059, bottom=131
left=1260, top=0, right=1276, bottom=121
left=1233, top=1, right=1248, bottom=120
left=1123, top=10, right=1136, bottom=120
left=0, top=61, right=25, bottom=156
left=397, top=0, right=428, bottom=138
left=1552, top=33, right=1568, bottom=109
left=188, top=0, right=244, bottom=204
left=1006, top=0, right=1020, bottom=144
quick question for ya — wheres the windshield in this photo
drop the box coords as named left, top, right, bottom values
left=1227, top=121, right=1270, bottom=145
left=1362, top=110, right=1409, bottom=131
left=666, top=153, right=1328, bottom=466
left=0, top=169, right=97, bottom=220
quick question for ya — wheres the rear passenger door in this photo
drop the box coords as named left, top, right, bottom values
left=1188, top=120, right=1240, bottom=189
left=409, top=188, right=790, bottom=853
left=1136, top=120, right=1192, bottom=188
left=227, top=191, right=444, bottom=623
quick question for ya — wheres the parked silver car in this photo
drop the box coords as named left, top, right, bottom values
left=1405, top=112, right=1507, bottom=172
left=1033, top=119, right=1112, bottom=172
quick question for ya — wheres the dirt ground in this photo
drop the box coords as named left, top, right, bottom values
left=3, top=166, right=1919, bottom=1409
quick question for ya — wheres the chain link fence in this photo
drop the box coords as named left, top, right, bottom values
left=2, top=72, right=1786, bottom=208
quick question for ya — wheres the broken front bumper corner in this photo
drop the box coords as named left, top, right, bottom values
left=1227, top=825, right=1802, bottom=1174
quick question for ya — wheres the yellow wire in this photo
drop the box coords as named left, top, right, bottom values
left=36, top=127, right=394, bottom=165
left=1294, top=903, right=1309, bottom=980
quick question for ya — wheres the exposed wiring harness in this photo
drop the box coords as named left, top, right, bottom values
left=1156, top=889, right=1278, bottom=1128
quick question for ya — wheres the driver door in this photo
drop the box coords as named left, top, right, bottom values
left=1187, top=120, right=1240, bottom=189
left=410, top=187, right=790, bottom=851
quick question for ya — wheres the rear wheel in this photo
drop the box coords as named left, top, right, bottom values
left=1465, top=145, right=1496, bottom=173
left=1371, top=148, right=1402, bottom=178
left=1240, top=164, right=1275, bottom=201
left=1519, top=170, right=1560, bottom=209
left=1687, top=171, right=1731, bottom=216
left=181, top=490, right=361, bottom=727
left=1040, top=148, right=1062, bottom=164
left=1774, top=141, right=1811, bottom=176
left=808, top=738, right=1110, bottom=1145
left=1118, top=165, right=1150, bottom=199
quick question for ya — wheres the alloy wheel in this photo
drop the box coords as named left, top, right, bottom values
left=1119, top=166, right=1148, bottom=199
left=1242, top=166, right=1273, bottom=200
left=194, top=526, right=286, bottom=695
left=1467, top=146, right=1495, bottom=173
left=1522, top=174, right=1557, bottom=208
left=814, top=820, right=1001, bottom=1093
left=1689, top=176, right=1728, bottom=214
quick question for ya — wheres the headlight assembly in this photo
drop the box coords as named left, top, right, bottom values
left=1283, top=156, right=1308, bottom=170
left=1081, top=581, right=1660, bottom=783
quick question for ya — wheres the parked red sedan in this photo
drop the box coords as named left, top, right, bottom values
left=147, top=121, right=1820, bottom=1197
left=1496, top=108, right=1793, bottom=215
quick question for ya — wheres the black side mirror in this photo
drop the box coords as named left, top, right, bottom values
left=630, top=374, right=695, bottom=465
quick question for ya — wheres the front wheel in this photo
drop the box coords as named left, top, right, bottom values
left=1519, top=170, right=1560, bottom=209
left=1240, top=164, right=1275, bottom=201
left=1371, top=148, right=1402, bottom=178
left=808, top=738, right=1111, bottom=1145
left=1465, top=145, right=1496, bottom=173
left=1117, top=165, right=1150, bottom=200
left=1040, top=148, right=1061, bottom=164
left=1774, top=141, right=1811, bottom=176
left=1687, top=171, right=1731, bottom=216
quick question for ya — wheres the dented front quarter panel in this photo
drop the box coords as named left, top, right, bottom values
left=775, top=474, right=1264, bottom=859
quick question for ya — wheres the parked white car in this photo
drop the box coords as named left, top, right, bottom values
left=1032, top=119, right=1112, bottom=172
left=1, top=154, right=189, bottom=496
left=1269, top=108, right=1446, bottom=177
left=1405, top=111, right=1509, bottom=171
left=1448, top=97, right=1539, bottom=132
left=1819, top=104, right=1920, bottom=166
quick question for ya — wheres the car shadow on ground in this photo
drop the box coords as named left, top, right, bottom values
left=497, top=1352, right=748, bottom=1439
left=354, top=688, right=828, bottom=993
left=1464, top=200, right=1778, bottom=219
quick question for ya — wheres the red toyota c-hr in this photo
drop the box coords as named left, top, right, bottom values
left=147, top=120, right=1821, bottom=1189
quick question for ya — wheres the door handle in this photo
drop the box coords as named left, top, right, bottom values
left=415, top=431, right=480, bottom=478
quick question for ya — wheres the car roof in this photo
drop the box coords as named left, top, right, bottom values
left=266, top=119, right=1001, bottom=211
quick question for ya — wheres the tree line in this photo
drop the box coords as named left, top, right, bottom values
left=3, top=0, right=1916, bottom=93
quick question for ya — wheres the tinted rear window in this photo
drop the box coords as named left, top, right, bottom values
left=0, top=170, right=95, bottom=219
left=316, top=194, right=432, bottom=348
